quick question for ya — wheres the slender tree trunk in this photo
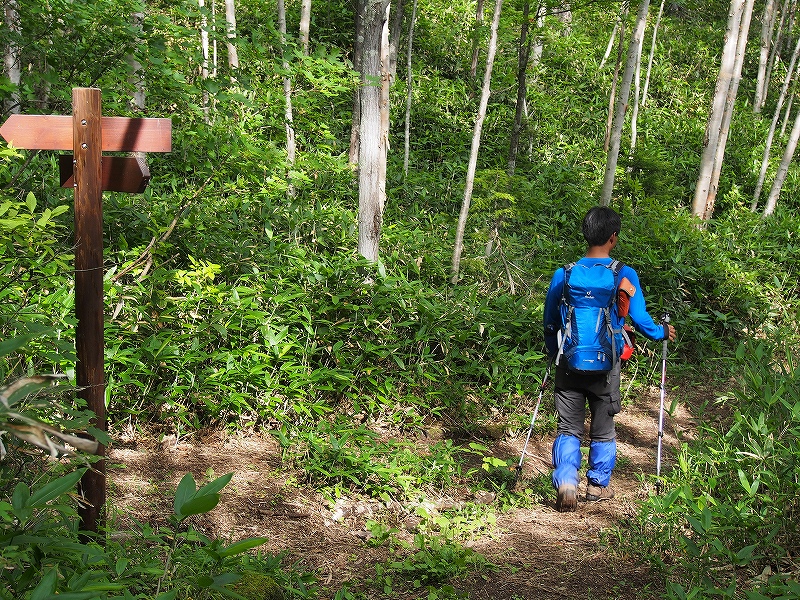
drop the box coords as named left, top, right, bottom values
left=127, top=11, right=146, bottom=111
left=600, top=0, right=650, bottom=206
left=349, top=0, right=365, bottom=165
left=4, top=0, right=21, bottom=115
left=278, top=0, right=297, bottom=197
left=705, top=0, right=755, bottom=212
left=357, top=0, right=391, bottom=262
left=199, top=0, right=211, bottom=120
left=641, top=0, right=664, bottom=109
left=780, top=85, right=795, bottom=135
left=470, top=0, right=486, bottom=79
left=755, top=0, right=777, bottom=111
left=451, top=0, right=503, bottom=283
left=300, top=0, right=312, bottom=55
left=508, top=0, right=533, bottom=177
left=763, top=0, right=791, bottom=106
left=752, top=35, right=800, bottom=210
left=388, top=0, right=405, bottom=79
left=604, top=3, right=628, bottom=152
left=225, top=0, right=240, bottom=69
left=212, top=0, right=219, bottom=77
left=692, top=0, right=746, bottom=220
left=763, top=105, right=800, bottom=216
left=403, top=0, right=418, bottom=177
left=629, top=4, right=646, bottom=156
left=600, top=21, right=619, bottom=70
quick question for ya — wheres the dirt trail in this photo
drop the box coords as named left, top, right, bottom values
left=109, top=382, right=697, bottom=600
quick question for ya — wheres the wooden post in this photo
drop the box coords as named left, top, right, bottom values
left=73, top=88, right=107, bottom=534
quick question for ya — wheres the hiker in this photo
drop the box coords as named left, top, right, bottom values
left=542, top=206, right=676, bottom=512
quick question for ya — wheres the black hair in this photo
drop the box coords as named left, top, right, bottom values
left=582, top=206, right=621, bottom=247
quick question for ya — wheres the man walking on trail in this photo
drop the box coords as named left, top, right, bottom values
left=542, top=206, right=676, bottom=512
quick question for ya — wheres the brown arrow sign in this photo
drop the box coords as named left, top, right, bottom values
left=59, top=154, right=151, bottom=193
left=0, top=114, right=171, bottom=152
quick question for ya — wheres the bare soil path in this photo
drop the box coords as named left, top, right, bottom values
left=108, top=381, right=698, bottom=600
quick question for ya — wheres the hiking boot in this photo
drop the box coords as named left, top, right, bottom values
left=556, top=484, right=577, bottom=512
left=585, top=482, right=615, bottom=502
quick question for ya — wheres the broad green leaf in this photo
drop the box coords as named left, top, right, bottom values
left=29, top=469, right=86, bottom=508
left=195, top=472, right=233, bottom=498
left=30, top=568, right=57, bottom=600
left=217, top=537, right=268, bottom=558
left=174, top=472, right=197, bottom=515
left=177, top=493, right=220, bottom=518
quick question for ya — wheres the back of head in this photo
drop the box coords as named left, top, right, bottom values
left=582, top=206, right=621, bottom=247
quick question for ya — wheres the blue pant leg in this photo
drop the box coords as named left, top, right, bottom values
left=552, top=434, right=581, bottom=489
left=587, top=439, right=616, bottom=487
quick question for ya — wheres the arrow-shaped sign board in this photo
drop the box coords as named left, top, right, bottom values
left=59, top=155, right=151, bottom=194
left=0, top=114, right=171, bottom=152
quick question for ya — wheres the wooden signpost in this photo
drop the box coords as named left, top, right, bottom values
left=0, top=88, right=171, bottom=533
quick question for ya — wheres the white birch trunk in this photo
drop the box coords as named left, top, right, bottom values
left=357, top=0, right=391, bottom=262
left=199, top=0, right=211, bottom=120
left=641, top=0, right=665, bottom=109
left=604, top=11, right=626, bottom=153
left=4, top=0, right=21, bottom=114
left=225, top=0, right=240, bottom=69
left=300, top=0, right=312, bottom=55
left=780, top=88, right=795, bottom=135
left=751, top=35, right=800, bottom=210
left=403, top=0, right=418, bottom=177
left=629, top=7, right=646, bottom=156
left=763, top=105, right=800, bottom=216
left=692, top=0, right=745, bottom=220
left=127, top=11, right=146, bottom=111
left=469, top=0, right=485, bottom=79
left=278, top=0, right=297, bottom=197
left=763, top=0, right=791, bottom=106
left=212, top=0, right=218, bottom=77
left=508, top=0, right=532, bottom=177
left=706, top=0, right=755, bottom=213
left=451, top=0, right=503, bottom=283
left=600, top=22, right=619, bottom=70
left=600, top=0, right=650, bottom=206
left=755, top=0, right=777, bottom=112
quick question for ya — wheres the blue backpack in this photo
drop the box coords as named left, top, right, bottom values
left=555, top=260, right=626, bottom=373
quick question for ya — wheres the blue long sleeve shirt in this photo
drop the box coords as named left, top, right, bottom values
left=543, top=257, right=668, bottom=357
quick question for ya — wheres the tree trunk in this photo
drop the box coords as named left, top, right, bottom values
left=451, top=0, right=503, bottom=283
left=751, top=35, right=800, bottom=210
left=629, top=4, right=646, bottom=156
left=127, top=11, right=146, bottom=111
left=600, top=0, right=650, bottom=206
left=755, top=0, right=777, bottom=111
left=300, top=0, right=312, bottom=55
left=388, top=0, right=405, bottom=79
left=780, top=84, right=795, bottom=135
left=705, top=0, right=755, bottom=213
left=600, top=21, right=620, bottom=70
left=692, top=0, right=746, bottom=220
left=357, top=0, right=391, bottom=263
left=508, top=0, right=533, bottom=177
left=604, top=3, right=628, bottom=152
left=641, top=0, right=665, bottom=109
left=763, top=0, right=791, bottom=107
left=225, top=0, right=240, bottom=69
left=349, top=0, right=365, bottom=165
left=278, top=0, right=297, bottom=197
left=199, top=0, right=211, bottom=120
left=403, top=0, right=419, bottom=177
left=763, top=105, right=800, bottom=216
left=3, top=0, right=21, bottom=115
left=469, top=0, right=485, bottom=79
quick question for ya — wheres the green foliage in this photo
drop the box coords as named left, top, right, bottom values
left=633, top=340, right=800, bottom=599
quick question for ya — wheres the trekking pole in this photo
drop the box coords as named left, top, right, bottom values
left=513, top=359, right=553, bottom=487
left=656, top=313, right=670, bottom=494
